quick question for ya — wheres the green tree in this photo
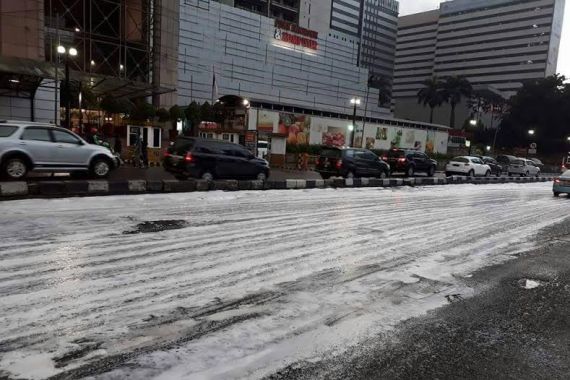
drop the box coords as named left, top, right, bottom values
left=169, top=105, right=185, bottom=122
left=417, top=76, right=444, bottom=124
left=501, top=74, right=569, bottom=153
left=185, top=101, right=201, bottom=136
left=441, top=76, right=472, bottom=128
left=156, top=108, right=170, bottom=122
left=129, top=100, right=156, bottom=122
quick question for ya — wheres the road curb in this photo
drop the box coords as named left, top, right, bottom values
left=0, top=176, right=556, bottom=200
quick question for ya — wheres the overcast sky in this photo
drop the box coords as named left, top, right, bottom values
left=398, top=0, right=570, bottom=79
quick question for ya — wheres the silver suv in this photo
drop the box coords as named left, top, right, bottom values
left=0, top=120, right=119, bottom=180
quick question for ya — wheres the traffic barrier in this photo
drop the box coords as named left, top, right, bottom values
left=0, top=182, right=28, bottom=197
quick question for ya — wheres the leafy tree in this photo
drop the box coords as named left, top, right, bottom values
left=440, top=76, right=472, bottom=128
left=129, top=100, right=156, bottom=122
left=169, top=105, right=185, bottom=122
left=500, top=75, right=569, bottom=153
left=156, top=108, right=170, bottom=122
left=417, top=76, right=444, bottom=124
left=185, top=101, right=202, bottom=136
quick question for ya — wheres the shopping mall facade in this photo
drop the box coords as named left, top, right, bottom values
left=178, top=0, right=449, bottom=165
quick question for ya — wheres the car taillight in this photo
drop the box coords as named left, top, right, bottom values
left=336, top=159, right=343, bottom=169
left=554, top=178, right=561, bottom=183
left=382, top=156, right=388, bottom=161
left=316, top=157, right=321, bottom=165
left=164, top=151, right=171, bottom=158
left=184, top=153, right=193, bottom=162
left=398, top=158, right=406, bottom=163
left=464, top=163, right=470, bottom=167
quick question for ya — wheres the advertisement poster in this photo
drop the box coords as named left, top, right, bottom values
left=376, top=127, right=388, bottom=140
left=426, top=130, right=436, bottom=153
left=390, top=128, right=403, bottom=148
left=365, top=137, right=376, bottom=149
left=257, top=110, right=277, bottom=133
left=279, top=113, right=310, bottom=145
left=322, top=126, right=346, bottom=147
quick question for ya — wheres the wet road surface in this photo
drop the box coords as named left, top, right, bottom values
left=0, top=183, right=567, bottom=379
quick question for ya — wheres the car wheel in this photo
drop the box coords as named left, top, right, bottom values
left=405, top=166, right=414, bottom=177
left=346, top=171, right=355, bottom=179
left=554, top=192, right=560, bottom=197
left=90, top=158, right=111, bottom=178
left=256, top=171, right=267, bottom=181
left=525, top=171, right=529, bottom=177
left=427, top=166, right=436, bottom=177
left=485, top=170, right=491, bottom=177
left=536, top=172, right=540, bottom=178
left=379, top=171, right=388, bottom=179
left=3, top=157, right=28, bottom=180
left=201, top=171, right=214, bottom=181
left=468, top=170, right=475, bottom=177
left=445, top=172, right=452, bottom=177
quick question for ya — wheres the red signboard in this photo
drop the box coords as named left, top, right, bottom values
left=199, top=121, right=219, bottom=130
left=274, top=20, right=318, bottom=50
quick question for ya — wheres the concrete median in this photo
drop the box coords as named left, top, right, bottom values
left=0, top=175, right=556, bottom=200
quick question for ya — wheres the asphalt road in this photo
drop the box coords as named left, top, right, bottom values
left=268, top=220, right=570, bottom=380
left=0, top=183, right=568, bottom=379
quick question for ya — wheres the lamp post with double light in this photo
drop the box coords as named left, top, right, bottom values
left=350, top=97, right=361, bottom=147
left=57, top=45, right=78, bottom=129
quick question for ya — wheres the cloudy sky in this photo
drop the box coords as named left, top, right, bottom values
left=398, top=0, right=570, bottom=79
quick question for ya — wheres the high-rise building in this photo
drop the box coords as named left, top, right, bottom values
left=392, top=0, right=566, bottom=126
left=300, top=0, right=399, bottom=105
left=219, top=0, right=301, bottom=23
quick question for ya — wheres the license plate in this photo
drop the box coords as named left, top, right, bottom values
left=453, top=164, right=460, bottom=167
left=324, top=161, right=330, bottom=168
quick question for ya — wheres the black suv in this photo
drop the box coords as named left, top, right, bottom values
left=163, top=137, right=270, bottom=181
left=316, top=147, right=390, bottom=179
left=383, top=149, right=437, bottom=177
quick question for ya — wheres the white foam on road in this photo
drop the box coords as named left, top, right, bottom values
left=0, top=183, right=567, bottom=379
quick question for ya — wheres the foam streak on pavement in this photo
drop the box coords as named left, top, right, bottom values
left=0, top=183, right=567, bottom=379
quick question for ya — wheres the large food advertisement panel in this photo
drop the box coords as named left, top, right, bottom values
left=309, top=117, right=350, bottom=147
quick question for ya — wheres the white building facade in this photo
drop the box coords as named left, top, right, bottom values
left=392, top=0, right=566, bottom=126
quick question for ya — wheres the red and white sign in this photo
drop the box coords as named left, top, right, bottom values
left=274, top=20, right=318, bottom=50
left=199, top=121, right=219, bottom=130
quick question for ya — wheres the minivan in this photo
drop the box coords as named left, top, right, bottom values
left=163, top=137, right=270, bottom=181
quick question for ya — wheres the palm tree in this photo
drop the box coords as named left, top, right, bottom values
left=417, top=76, right=444, bottom=124
left=441, top=76, right=472, bottom=128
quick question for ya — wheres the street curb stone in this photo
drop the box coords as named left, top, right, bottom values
left=128, top=180, right=147, bottom=193
left=39, top=181, right=67, bottom=196
left=88, top=181, right=109, bottom=193
left=65, top=181, right=89, bottom=195
left=108, top=180, right=130, bottom=194
left=147, top=180, right=163, bottom=192
left=0, top=182, right=28, bottom=197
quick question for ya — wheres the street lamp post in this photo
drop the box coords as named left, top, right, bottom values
left=350, top=97, right=361, bottom=147
left=57, top=45, right=77, bottom=129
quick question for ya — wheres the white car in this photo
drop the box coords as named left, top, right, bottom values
left=0, top=120, right=119, bottom=180
left=445, top=156, right=492, bottom=177
left=507, top=158, right=541, bottom=177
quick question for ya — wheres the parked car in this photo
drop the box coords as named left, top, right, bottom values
left=163, top=137, right=269, bottom=181
left=478, top=156, right=503, bottom=176
left=445, top=156, right=492, bottom=177
left=529, top=157, right=544, bottom=169
left=382, top=149, right=438, bottom=177
left=0, top=120, right=119, bottom=180
left=553, top=170, right=570, bottom=197
left=507, top=158, right=541, bottom=177
left=316, top=147, right=390, bottom=179
left=496, top=154, right=517, bottom=173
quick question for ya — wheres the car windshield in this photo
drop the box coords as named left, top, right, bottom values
left=451, top=157, right=469, bottom=163
left=513, top=159, right=525, bottom=165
